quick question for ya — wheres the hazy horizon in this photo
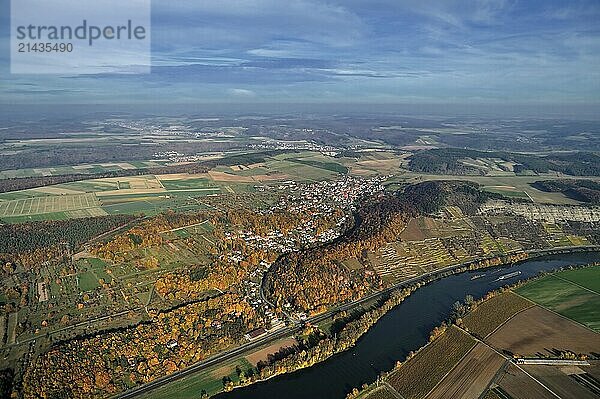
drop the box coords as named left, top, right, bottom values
left=1, top=102, right=600, bottom=121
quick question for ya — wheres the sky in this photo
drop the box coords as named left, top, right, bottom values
left=1, top=0, right=599, bottom=106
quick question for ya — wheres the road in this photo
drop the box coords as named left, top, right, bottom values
left=115, top=325, right=298, bottom=399
left=114, top=245, right=599, bottom=398
left=7, top=309, right=136, bottom=349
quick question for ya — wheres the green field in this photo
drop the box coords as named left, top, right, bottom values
left=139, top=358, right=254, bottom=399
left=482, top=187, right=529, bottom=199
left=0, top=190, right=52, bottom=201
left=160, top=177, right=217, bottom=190
left=0, top=193, right=101, bottom=218
left=1, top=212, right=71, bottom=223
left=556, top=266, right=600, bottom=292
left=88, top=258, right=109, bottom=268
left=264, top=160, right=338, bottom=181
left=289, top=158, right=348, bottom=174
left=76, top=258, right=113, bottom=291
left=77, top=271, right=101, bottom=291
left=0, top=161, right=160, bottom=179
left=58, top=180, right=120, bottom=192
left=516, top=266, right=600, bottom=331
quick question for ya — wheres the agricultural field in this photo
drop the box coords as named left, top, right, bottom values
left=426, top=343, right=506, bottom=399
left=370, top=238, right=459, bottom=281
left=487, top=306, right=600, bottom=357
left=481, top=390, right=503, bottom=399
left=370, top=202, right=594, bottom=285
left=457, top=157, right=517, bottom=176
left=158, top=176, right=218, bottom=190
left=518, top=364, right=600, bottom=399
left=369, top=227, right=506, bottom=284
left=492, top=360, right=600, bottom=399
left=0, top=171, right=261, bottom=222
left=0, top=161, right=162, bottom=179
left=2, top=151, right=594, bottom=224
left=400, top=215, right=473, bottom=241
left=494, top=363, right=562, bottom=399
left=482, top=185, right=530, bottom=199
left=515, top=267, right=600, bottom=331
left=0, top=190, right=51, bottom=201
left=462, top=292, right=533, bottom=338
left=0, top=152, right=313, bottom=223
left=557, top=266, right=600, bottom=292
left=350, top=151, right=404, bottom=176
left=357, top=266, right=600, bottom=399
left=386, top=326, right=476, bottom=399
left=0, top=193, right=105, bottom=222
left=184, top=151, right=354, bottom=183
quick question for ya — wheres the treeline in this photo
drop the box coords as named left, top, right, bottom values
left=0, top=215, right=134, bottom=254
left=0, top=163, right=210, bottom=193
left=0, top=369, right=13, bottom=399
left=0, top=215, right=134, bottom=273
left=402, top=180, right=501, bottom=215
left=409, top=148, right=600, bottom=176
left=0, top=141, right=240, bottom=171
left=531, top=179, right=600, bottom=204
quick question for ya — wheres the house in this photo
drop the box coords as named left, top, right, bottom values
left=244, top=327, right=267, bottom=340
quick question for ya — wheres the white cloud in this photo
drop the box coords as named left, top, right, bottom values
left=228, top=88, right=256, bottom=97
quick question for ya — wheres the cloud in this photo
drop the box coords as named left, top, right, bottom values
left=1, top=0, right=599, bottom=105
left=153, top=0, right=365, bottom=50
left=228, top=88, right=256, bottom=97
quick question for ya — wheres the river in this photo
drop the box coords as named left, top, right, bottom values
left=216, top=251, right=600, bottom=399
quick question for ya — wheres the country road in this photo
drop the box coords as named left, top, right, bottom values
left=114, top=325, right=298, bottom=399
